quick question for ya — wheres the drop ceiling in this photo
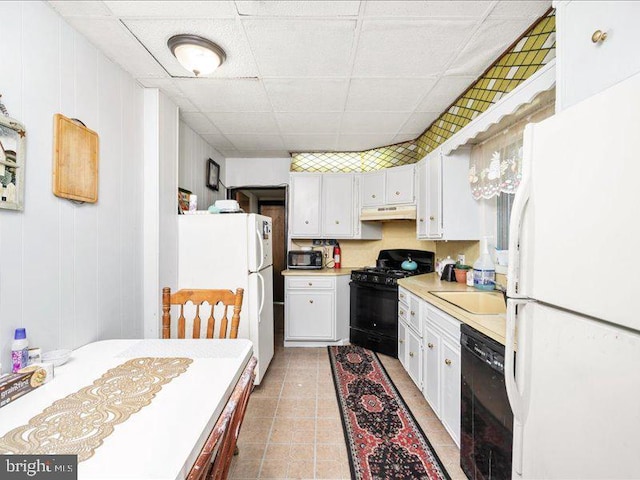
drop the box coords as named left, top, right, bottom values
left=49, top=1, right=551, bottom=158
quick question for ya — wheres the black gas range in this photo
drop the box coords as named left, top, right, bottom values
left=349, top=249, right=435, bottom=357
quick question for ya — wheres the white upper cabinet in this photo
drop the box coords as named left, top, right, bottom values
left=385, top=164, right=415, bottom=205
left=556, top=1, right=640, bottom=110
left=322, top=174, right=354, bottom=237
left=416, top=148, right=480, bottom=240
left=289, top=173, right=322, bottom=237
left=361, top=165, right=415, bottom=207
left=361, top=171, right=385, bottom=207
left=289, top=173, right=381, bottom=240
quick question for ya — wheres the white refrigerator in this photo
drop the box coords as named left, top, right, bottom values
left=178, top=213, right=274, bottom=384
left=505, top=72, right=640, bottom=479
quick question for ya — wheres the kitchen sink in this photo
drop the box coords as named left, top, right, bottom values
left=429, top=291, right=506, bottom=315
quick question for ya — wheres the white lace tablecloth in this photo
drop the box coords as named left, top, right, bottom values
left=117, top=339, right=249, bottom=358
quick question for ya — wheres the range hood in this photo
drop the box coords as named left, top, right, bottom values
left=360, top=205, right=417, bottom=221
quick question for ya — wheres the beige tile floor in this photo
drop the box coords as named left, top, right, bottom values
left=230, top=329, right=467, bottom=479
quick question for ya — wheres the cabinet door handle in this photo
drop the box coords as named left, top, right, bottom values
left=592, top=29, right=607, bottom=43
left=372, top=194, right=376, bottom=198
left=309, top=300, right=314, bottom=304
left=410, top=311, right=415, bottom=316
left=305, top=220, right=309, bottom=224
left=308, top=282, right=313, bottom=286
left=427, top=343, right=434, bottom=349
left=419, top=218, right=424, bottom=222
left=399, top=339, right=404, bottom=344
left=445, top=358, right=452, bottom=366
left=399, top=294, right=405, bottom=300
left=429, top=216, right=435, bottom=221
left=399, top=310, right=405, bottom=316
left=395, top=191, right=400, bottom=195
left=409, top=352, right=414, bottom=357
left=335, top=220, right=339, bottom=224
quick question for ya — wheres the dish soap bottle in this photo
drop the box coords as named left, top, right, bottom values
left=473, top=236, right=495, bottom=290
left=11, top=328, right=29, bottom=373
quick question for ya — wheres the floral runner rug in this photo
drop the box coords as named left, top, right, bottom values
left=328, top=345, right=450, bottom=480
left=0, top=357, right=192, bottom=462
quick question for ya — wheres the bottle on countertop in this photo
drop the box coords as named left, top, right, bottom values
left=11, top=328, right=29, bottom=373
left=473, top=236, right=496, bottom=290
left=333, top=242, right=341, bottom=269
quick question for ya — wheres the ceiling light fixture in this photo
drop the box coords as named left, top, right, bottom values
left=167, top=34, right=226, bottom=77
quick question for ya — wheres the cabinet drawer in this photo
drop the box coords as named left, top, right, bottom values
left=286, top=277, right=335, bottom=290
left=398, top=287, right=410, bottom=307
left=398, top=303, right=409, bottom=323
left=407, top=294, right=422, bottom=336
left=426, top=304, right=460, bottom=340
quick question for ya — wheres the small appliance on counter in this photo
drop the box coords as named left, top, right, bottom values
left=287, top=250, right=323, bottom=270
left=349, top=249, right=434, bottom=357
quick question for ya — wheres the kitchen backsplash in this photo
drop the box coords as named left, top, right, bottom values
left=292, top=221, right=480, bottom=269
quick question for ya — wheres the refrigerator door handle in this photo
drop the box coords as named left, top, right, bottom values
left=255, top=228, right=265, bottom=272
left=257, top=272, right=265, bottom=317
left=507, top=128, right=533, bottom=298
left=506, top=297, right=532, bottom=476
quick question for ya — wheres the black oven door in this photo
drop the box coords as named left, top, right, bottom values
left=349, top=281, right=398, bottom=339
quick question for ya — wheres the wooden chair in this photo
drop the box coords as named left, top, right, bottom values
left=187, top=356, right=257, bottom=480
left=161, top=288, right=244, bottom=340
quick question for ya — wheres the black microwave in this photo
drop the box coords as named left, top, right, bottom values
left=287, top=250, right=323, bottom=269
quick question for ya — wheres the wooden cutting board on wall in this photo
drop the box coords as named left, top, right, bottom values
left=52, top=113, right=99, bottom=203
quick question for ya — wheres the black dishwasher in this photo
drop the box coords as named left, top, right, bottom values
left=460, top=324, right=513, bottom=480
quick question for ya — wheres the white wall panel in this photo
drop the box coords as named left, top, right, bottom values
left=178, top=120, right=226, bottom=210
left=0, top=1, right=144, bottom=371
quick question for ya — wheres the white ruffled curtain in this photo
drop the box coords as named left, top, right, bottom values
left=469, top=104, right=554, bottom=200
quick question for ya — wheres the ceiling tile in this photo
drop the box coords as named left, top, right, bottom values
left=180, top=112, right=221, bottom=134
left=225, top=134, right=286, bottom=150
left=490, top=1, right=551, bottom=18
left=216, top=147, right=242, bottom=157
left=336, top=134, right=397, bottom=151
left=201, top=134, right=236, bottom=150
left=393, top=133, right=420, bottom=143
left=233, top=150, right=292, bottom=158
left=363, top=1, right=491, bottom=18
left=63, top=17, right=167, bottom=77
left=235, top=1, right=361, bottom=17
left=340, top=112, right=410, bottom=134
left=398, top=112, right=440, bottom=135
left=206, top=112, right=280, bottom=134
left=263, top=78, right=349, bottom=112
left=201, top=133, right=235, bottom=149
left=446, top=18, right=535, bottom=76
left=123, top=18, right=258, bottom=78
left=275, top=113, right=342, bottom=134
left=353, top=19, right=476, bottom=77
left=242, top=19, right=356, bottom=76
left=173, top=96, right=198, bottom=112
left=49, top=1, right=112, bottom=16
left=137, top=77, right=182, bottom=96
left=282, top=134, right=338, bottom=151
left=345, top=78, right=438, bottom=112
left=104, top=1, right=237, bottom=17
left=175, top=78, right=272, bottom=112
left=416, top=76, right=476, bottom=112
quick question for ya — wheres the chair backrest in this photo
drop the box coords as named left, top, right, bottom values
left=162, top=287, right=244, bottom=340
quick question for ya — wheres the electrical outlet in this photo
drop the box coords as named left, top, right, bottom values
left=457, top=254, right=465, bottom=265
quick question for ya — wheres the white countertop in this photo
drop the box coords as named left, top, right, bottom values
left=0, top=339, right=253, bottom=480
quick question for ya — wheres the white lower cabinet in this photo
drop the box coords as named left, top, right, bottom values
left=423, top=305, right=461, bottom=447
left=406, top=327, right=423, bottom=388
left=423, top=327, right=441, bottom=414
left=285, top=275, right=349, bottom=345
left=398, top=319, right=407, bottom=369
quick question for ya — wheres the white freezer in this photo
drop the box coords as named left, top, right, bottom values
left=509, top=72, right=640, bottom=331
left=178, top=214, right=274, bottom=384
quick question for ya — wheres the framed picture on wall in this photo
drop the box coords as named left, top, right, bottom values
left=206, top=158, right=220, bottom=191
